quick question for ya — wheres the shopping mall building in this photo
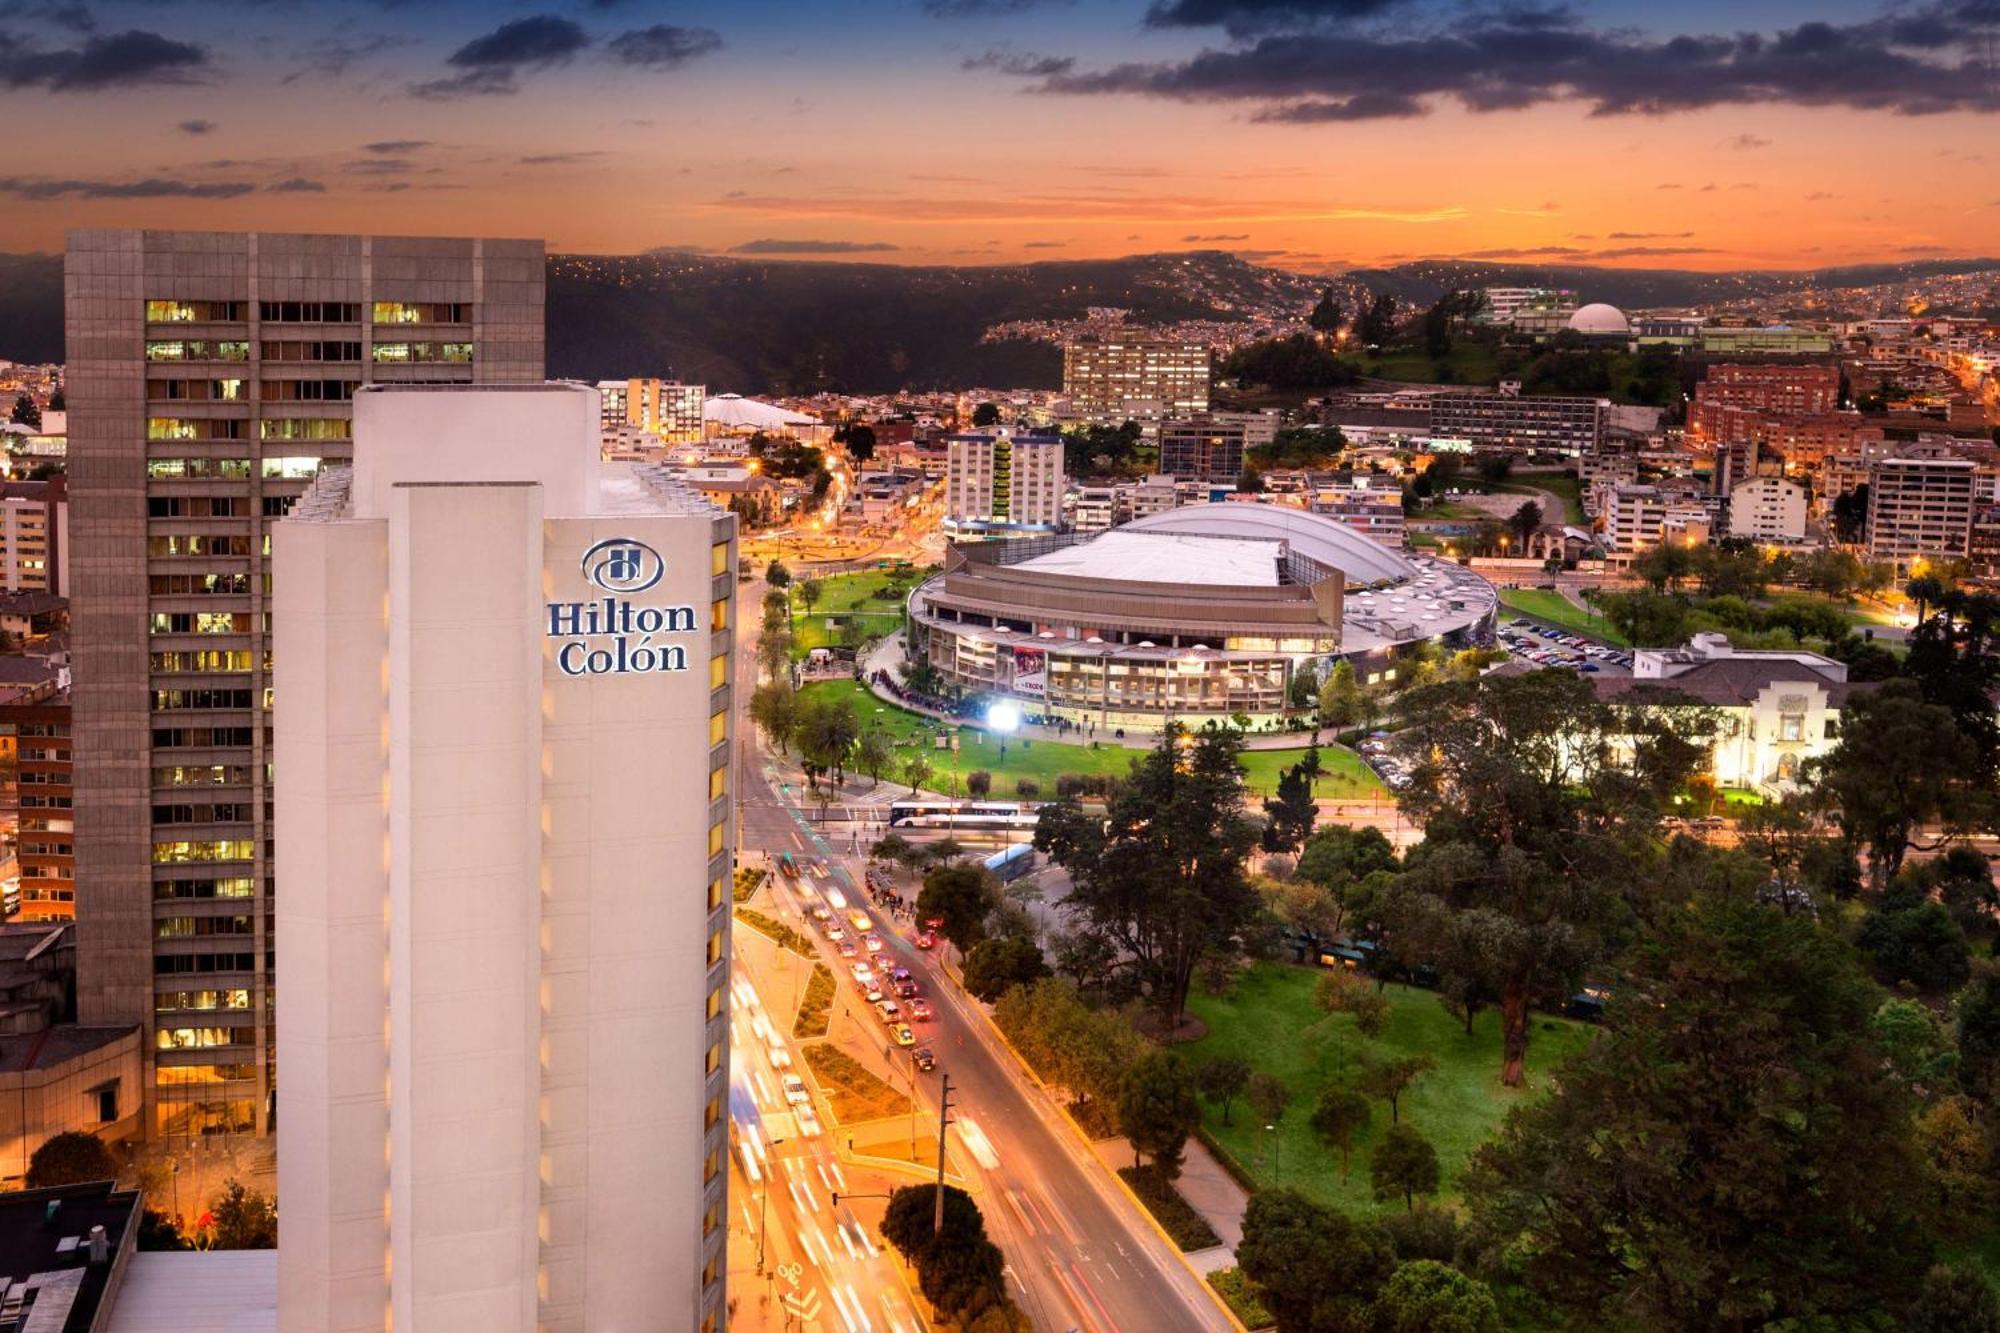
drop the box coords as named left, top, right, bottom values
left=907, top=505, right=1497, bottom=729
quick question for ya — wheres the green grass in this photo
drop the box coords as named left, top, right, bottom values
left=1181, top=962, right=1595, bottom=1215
left=1118, top=1164, right=1223, bottom=1251
left=794, top=963, right=836, bottom=1040
left=803, top=679, right=1384, bottom=800
left=1498, top=588, right=1631, bottom=647
left=1355, top=341, right=1500, bottom=386
left=788, top=569, right=915, bottom=658
left=734, top=907, right=816, bottom=959
left=802, top=1044, right=911, bottom=1122
left=1209, top=1268, right=1276, bottom=1331
left=1500, top=475, right=1585, bottom=525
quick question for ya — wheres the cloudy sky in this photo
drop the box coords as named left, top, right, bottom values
left=4, top=0, right=1999, bottom=270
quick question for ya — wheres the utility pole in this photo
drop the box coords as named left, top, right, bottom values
left=933, top=1072, right=955, bottom=1237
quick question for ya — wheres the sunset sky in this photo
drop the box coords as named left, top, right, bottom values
left=5, top=0, right=1999, bottom=271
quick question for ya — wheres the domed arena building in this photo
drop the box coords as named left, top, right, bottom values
left=1566, top=302, right=1632, bottom=342
left=906, top=504, right=1498, bottom=728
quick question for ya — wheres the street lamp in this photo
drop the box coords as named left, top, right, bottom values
left=1265, top=1123, right=1279, bottom=1182
left=986, top=698, right=1021, bottom=762
left=756, top=1135, right=790, bottom=1276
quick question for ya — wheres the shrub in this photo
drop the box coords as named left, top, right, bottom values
left=1117, top=1164, right=1221, bottom=1250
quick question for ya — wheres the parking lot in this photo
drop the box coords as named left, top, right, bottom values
left=1497, top=616, right=1634, bottom=679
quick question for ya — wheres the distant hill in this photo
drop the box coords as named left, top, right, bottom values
left=0, top=253, right=63, bottom=365
left=544, top=249, right=1318, bottom=394
left=1346, top=257, right=2000, bottom=310
left=1, top=247, right=1994, bottom=392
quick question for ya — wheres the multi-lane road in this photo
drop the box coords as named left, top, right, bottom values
left=729, top=578, right=1232, bottom=1332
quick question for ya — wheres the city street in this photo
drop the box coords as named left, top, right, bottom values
left=730, top=580, right=1234, bottom=1333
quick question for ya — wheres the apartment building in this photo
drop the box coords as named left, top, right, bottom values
left=1867, top=455, right=1976, bottom=567
left=1726, top=476, right=1809, bottom=543
left=0, top=695, right=73, bottom=921
left=944, top=430, right=1064, bottom=531
left=1428, top=390, right=1606, bottom=455
left=1061, top=336, right=1210, bottom=423
left=274, top=385, right=731, bottom=1333
left=1158, top=416, right=1250, bottom=483
left=65, top=229, right=545, bottom=1138
left=1310, top=485, right=1407, bottom=548
left=627, top=377, right=706, bottom=444
left=0, top=479, right=65, bottom=594
left=1606, top=484, right=1716, bottom=552
left=1690, top=363, right=1840, bottom=440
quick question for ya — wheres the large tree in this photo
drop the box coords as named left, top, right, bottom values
left=961, top=935, right=1049, bottom=1002
left=1463, top=892, right=1933, bottom=1331
left=1117, top=1050, right=1202, bottom=1178
left=880, top=1184, right=1009, bottom=1322
left=916, top=863, right=999, bottom=953
left=26, top=1131, right=115, bottom=1188
left=1261, top=761, right=1317, bottom=852
left=1390, top=670, right=1711, bottom=1085
left=1033, top=723, right=1260, bottom=1024
left=1818, top=679, right=1979, bottom=884
left=1197, top=1055, right=1252, bottom=1127
left=1236, top=1188, right=1395, bottom=1333
left=1308, top=1084, right=1371, bottom=1180
left=1370, top=1123, right=1440, bottom=1212
left=1372, top=1260, right=1502, bottom=1333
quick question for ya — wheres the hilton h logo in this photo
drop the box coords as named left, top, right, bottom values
left=581, top=537, right=665, bottom=594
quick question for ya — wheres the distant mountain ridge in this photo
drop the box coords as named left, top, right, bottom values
left=0, top=249, right=1994, bottom=393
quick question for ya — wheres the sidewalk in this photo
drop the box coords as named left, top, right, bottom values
left=1089, top=1134, right=1251, bottom=1276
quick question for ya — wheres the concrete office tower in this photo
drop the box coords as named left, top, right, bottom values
left=65, top=230, right=544, bottom=1138
left=274, top=384, right=734, bottom=1333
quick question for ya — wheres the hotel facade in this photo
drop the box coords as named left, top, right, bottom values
left=274, top=384, right=733, bottom=1332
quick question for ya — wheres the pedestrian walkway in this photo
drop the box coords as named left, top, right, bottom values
left=1088, top=1134, right=1250, bottom=1273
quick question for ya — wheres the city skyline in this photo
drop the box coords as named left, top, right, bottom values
left=2, top=0, right=1998, bottom=270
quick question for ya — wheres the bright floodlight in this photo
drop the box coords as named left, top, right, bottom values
left=987, top=699, right=1022, bottom=733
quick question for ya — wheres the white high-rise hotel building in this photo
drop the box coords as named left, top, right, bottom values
left=273, top=384, right=733, bottom=1332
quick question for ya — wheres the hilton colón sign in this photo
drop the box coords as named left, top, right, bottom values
left=547, top=538, right=700, bottom=677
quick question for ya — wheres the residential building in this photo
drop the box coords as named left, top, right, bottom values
left=274, top=384, right=733, bottom=1333
left=595, top=379, right=628, bottom=429
left=0, top=478, right=65, bottom=594
left=1603, top=632, right=1864, bottom=790
left=1726, top=476, right=1809, bottom=543
left=1310, top=483, right=1407, bottom=549
left=65, top=228, right=545, bottom=1139
left=1697, top=326, right=1835, bottom=356
left=1605, top=484, right=1715, bottom=553
left=0, top=694, right=73, bottom=921
left=1479, top=287, right=1575, bottom=327
left=944, top=430, right=1063, bottom=531
left=1070, top=483, right=1122, bottom=533
left=627, top=378, right=706, bottom=444
left=1427, top=389, right=1606, bottom=455
left=1159, top=416, right=1250, bottom=483
left=1690, top=363, right=1840, bottom=439
left=1061, top=337, right=1210, bottom=423
left=1867, top=455, right=1976, bottom=566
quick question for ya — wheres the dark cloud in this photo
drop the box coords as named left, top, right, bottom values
left=606, top=24, right=722, bottom=68
left=363, top=139, right=429, bottom=154
left=1145, top=0, right=1410, bottom=38
left=177, top=118, right=215, bottom=135
left=1461, top=245, right=1588, bottom=258
left=449, top=15, right=588, bottom=68
left=342, top=158, right=414, bottom=175
left=0, top=175, right=254, bottom=201
left=922, top=0, right=1068, bottom=15
left=1182, top=232, right=1250, bottom=241
left=1592, top=245, right=1719, bottom=259
left=517, top=152, right=605, bottom=165
left=0, top=28, right=207, bottom=91
left=1005, top=6, right=2000, bottom=121
left=961, top=50, right=1074, bottom=77
left=1607, top=231, right=1694, bottom=240
left=1724, top=133, right=1771, bottom=149
left=267, top=177, right=327, bottom=193
left=1023, top=240, right=1066, bottom=248
left=0, top=2, right=95, bottom=34
left=410, top=14, right=587, bottom=99
left=732, top=238, right=900, bottom=254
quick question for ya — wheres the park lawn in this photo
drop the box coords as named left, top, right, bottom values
left=1498, top=588, right=1631, bottom=647
left=802, top=1044, right=911, bottom=1122
left=792, top=568, right=920, bottom=616
left=1356, top=342, right=1500, bottom=386
left=1501, top=475, right=1585, bottom=524
left=803, top=679, right=1383, bottom=800
left=791, top=611, right=902, bottom=657
left=1181, top=962, right=1595, bottom=1216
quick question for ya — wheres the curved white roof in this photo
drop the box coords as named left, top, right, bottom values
left=1568, top=302, right=1631, bottom=335
left=704, top=393, right=818, bottom=430
left=1122, top=503, right=1418, bottom=584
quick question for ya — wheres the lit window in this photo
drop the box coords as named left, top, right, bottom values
left=704, top=1043, right=720, bottom=1076
left=709, top=768, right=726, bottom=802
left=706, top=930, right=722, bottom=968
left=711, top=598, right=728, bottom=632
left=708, top=822, right=725, bottom=858
left=708, top=877, right=724, bottom=912
left=710, top=543, right=729, bottom=575
left=709, top=655, right=728, bottom=690
left=710, top=712, right=727, bottom=746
